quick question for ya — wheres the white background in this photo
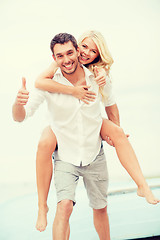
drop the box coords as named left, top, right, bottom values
left=0, top=0, right=160, bottom=184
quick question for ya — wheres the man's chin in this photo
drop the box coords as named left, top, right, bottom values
left=62, top=64, right=78, bottom=75
left=62, top=69, right=75, bottom=75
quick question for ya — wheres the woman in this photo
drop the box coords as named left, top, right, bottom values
left=35, top=30, right=159, bottom=232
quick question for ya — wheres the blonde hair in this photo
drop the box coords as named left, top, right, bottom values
left=78, top=30, right=114, bottom=74
left=78, top=30, right=114, bottom=100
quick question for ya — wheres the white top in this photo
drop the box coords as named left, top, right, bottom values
left=25, top=66, right=115, bottom=166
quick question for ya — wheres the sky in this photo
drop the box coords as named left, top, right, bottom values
left=0, top=0, right=160, bottom=184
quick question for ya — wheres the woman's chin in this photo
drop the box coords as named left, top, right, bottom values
left=79, top=59, right=90, bottom=65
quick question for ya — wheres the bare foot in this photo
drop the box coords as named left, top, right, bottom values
left=36, top=205, right=49, bottom=232
left=137, top=185, right=160, bottom=205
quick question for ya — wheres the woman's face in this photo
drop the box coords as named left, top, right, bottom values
left=78, top=37, right=99, bottom=65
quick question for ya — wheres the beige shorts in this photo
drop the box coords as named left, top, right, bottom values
left=54, top=146, right=109, bottom=209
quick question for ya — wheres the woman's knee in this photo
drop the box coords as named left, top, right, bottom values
left=110, top=125, right=125, bottom=141
left=38, top=138, right=54, bottom=151
left=37, top=127, right=57, bottom=153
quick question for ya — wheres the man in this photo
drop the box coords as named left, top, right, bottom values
left=12, top=33, right=119, bottom=240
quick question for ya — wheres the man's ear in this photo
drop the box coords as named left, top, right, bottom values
left=52, top=54, right=56, bottom=61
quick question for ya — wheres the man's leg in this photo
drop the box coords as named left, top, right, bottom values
left=53, top=160, right=79, bottom=240
left=93, top=206, right=110, bottom=240
left=53, top=200, right=73, bottom=240
left=83, top=146, right=110, bottom=239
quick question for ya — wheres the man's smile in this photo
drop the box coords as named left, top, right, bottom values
left=63, top=62, right=74, bottom=70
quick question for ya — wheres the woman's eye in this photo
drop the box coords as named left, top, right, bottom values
left=82, top=44, right=87, bottom=48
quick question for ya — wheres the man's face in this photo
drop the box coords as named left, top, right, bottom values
left=53, top=41, right=79, bottom=75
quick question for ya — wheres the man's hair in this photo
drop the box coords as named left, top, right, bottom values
left=50, top=33, right=78, bottom=55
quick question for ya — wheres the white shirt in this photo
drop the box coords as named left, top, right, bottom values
left=25, top=66, right=115, bottom=166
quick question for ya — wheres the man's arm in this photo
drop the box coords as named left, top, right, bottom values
left=104, top=103, right=120, bottom=147
left=12, top=77, right=29, bottom=122
left=12, top=104, right=26, bottom=122
left=105, top=103, right=129, bottom=146
left=105, top=103, right=120, bottom=126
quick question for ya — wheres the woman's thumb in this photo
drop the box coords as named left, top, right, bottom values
left=94, top=66, right=99, bottom=76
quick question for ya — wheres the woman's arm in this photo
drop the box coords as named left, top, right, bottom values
left=35, top=62, right=69, bottom=93
left=35, top=62, right=96, bottom=104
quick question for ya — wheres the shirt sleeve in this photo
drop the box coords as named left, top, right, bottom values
left=25, top=88, right=45, bottom=120
left=101, top=76, right=116, bottom=107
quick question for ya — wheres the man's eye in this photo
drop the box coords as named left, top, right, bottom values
left=58, top=55, right=63, bottom=58
left=68, top=52, right=73, bottom=55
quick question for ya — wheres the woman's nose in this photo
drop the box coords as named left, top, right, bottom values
left=84, top=49, right=89, bottom=55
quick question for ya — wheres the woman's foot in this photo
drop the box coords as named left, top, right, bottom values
left=137, top=185, right=160, bottom=205
left=36, top=205, right=49, bottom=232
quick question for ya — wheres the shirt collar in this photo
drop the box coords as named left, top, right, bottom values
left=54, top=67, right=63, bottom=77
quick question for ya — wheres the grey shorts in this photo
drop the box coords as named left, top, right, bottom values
left=54, top=147, right=109, bottom=209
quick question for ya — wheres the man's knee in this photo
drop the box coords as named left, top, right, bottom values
left=57, top=200, right=73, bottom=220
left=93, top=206, right=107, bottom=216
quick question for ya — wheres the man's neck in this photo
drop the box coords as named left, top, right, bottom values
left=62, top=64, right=85, bottom=86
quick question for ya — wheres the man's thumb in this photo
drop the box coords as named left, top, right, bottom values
left=22, top=77, right=26, bottom=90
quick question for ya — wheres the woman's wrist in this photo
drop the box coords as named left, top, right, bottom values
left=70, top=86, right=78, bottom=96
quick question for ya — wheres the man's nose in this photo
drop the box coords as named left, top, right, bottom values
left=63, top=55, right=70, bottom=63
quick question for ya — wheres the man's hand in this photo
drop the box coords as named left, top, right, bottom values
left=12, top=77, right=28, bottom=122
left=94, top=66, right=106, bottom=87
left=104, top=136, right=115, bottom=147
left=15, top=77, right=29, bottom=105
left=72, top=85, right=96, bottom=104
left=104, top=134, right=130, bottom=147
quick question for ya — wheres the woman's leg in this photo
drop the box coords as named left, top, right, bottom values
left=101, top=119, right=160, bottom=205
left=36, top=126, right=57, bottom=231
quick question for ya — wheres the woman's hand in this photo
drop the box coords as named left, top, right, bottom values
left=94, top=66, right=106, bottom=87
left=72, top=85, right=96, bottom=104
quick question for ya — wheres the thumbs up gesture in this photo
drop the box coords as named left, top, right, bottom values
left=15, top=77, right=29, bottom=105
left=94, top=66, right=99, bottom=77
left=94, top=66, right=106, bottom=87
left=22, top=77, right=27, bottom=90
